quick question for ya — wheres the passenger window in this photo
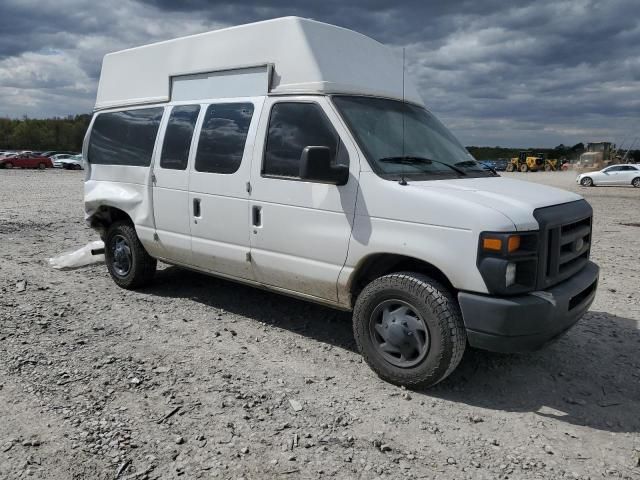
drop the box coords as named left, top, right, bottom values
left=195, top=103, right=254, bottom=174
left=88, top=108, right=163, bottom=166
left=263, top=102, right=339, bottom=178
left=160, top=105, right=200, bottom=170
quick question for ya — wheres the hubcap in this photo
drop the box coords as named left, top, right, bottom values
left=634, top=178, right=640, bottom=187
left=369, top=299, right=430, bottom=368
left=112, top=235, right=132, bottom=277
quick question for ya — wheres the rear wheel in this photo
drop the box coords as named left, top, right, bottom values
left=38, top=162, right=46, bottom=170
left=632, top=177, right=640, bottom=188
left=353, top=272, right=466, bottom=389
left=105, top=221, right=157, bottom=289
left=4, top=162, right=13, bottom=169
left=580, top=177, right=593, bottom=187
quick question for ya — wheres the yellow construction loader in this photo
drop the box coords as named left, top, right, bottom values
left=507, top=151, right=558, bottom=172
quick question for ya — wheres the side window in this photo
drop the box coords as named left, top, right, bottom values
left=263, top=102, right=339, bottom=178
left=195, top=103, right=254, bottom=174
left=89, top=108, right=163, bottom=166
left=160, top=105, right=200, bottom=170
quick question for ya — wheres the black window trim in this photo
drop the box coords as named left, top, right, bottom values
left=193, top=101, right=256, bottom=175
left=260, top=99, right=346, bottom=182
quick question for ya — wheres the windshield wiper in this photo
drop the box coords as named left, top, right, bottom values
left=455, top=160, right=499, bottom=176
left=379, top=156, right=467, bottom=176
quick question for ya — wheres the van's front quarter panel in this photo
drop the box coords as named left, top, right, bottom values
left=340, top=172, right=522, bottom=299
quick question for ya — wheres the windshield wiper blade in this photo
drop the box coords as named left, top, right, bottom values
left=455, top=160, right=499, bottom=176
left=379, top=156, right=466, bottom=175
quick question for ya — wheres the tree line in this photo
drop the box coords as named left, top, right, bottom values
left=468, top=143, right=639, bottom=162
left=0, top=115, right=91, bottom=152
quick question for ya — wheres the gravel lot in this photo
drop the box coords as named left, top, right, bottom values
left=1, top=169, right=639, bottom=479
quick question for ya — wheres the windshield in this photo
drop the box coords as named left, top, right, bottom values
left=332, top=96, right=493, bottom=180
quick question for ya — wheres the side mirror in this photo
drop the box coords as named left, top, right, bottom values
left=299, top=146, right=349, bottom=186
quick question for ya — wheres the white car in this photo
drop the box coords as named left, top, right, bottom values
left=60, top=154, right=84, bottom=170
left=577, top=164, right=640, bottom=188
left=83, top=17, right=599, bottom=389
left=50, top=154, right=73, bottom=168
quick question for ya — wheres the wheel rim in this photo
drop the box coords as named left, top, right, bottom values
left=112, top=235, right=132, bottom=277
left=582, top=178, right=592, bottom=186
left=369, top=299, right=430, bottom=368
left=633, top=178, right=640, bottom=187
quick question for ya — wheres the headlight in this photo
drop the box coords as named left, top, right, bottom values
left=477, top=231, right=539, bottom=295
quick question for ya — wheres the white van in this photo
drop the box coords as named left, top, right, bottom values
left=84, top=17, right=599, bottom=388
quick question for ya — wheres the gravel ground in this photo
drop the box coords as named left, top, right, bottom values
left=0, top=168, right=639, bottom=480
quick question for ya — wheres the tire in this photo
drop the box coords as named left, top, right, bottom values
left=544, top=164, right=552, bottom=172
left=632, top=177, right=640, bottom=188
left=38, top=163, right=46, bottom=170
left=104, top=221, right=157, bottom=289
left=4, top=162, right=13, bottom=169
left=506, top=163, right=515, bottom=172
left=519, top=164, right=528, bottom=172
left=353, top=272, right=466, bottom=389
left=580, top=177, right=593, bottom=187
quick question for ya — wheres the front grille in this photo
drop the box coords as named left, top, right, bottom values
left=534, top=200, right=593, bottom=289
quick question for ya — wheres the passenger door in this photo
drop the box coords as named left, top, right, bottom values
left=618, top=165, right=639, bottom=185
left=188, top=99, right=263, bottom=280
left=248, top=97, right=360, bottom=302
left=600, top=166, right=622, bottom=184
left=152, top=104, right=201, bottom=264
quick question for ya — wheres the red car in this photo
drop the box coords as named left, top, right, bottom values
left=0, top=153, right=53, bottom=169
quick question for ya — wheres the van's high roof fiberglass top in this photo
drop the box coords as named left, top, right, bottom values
left=95, top=16, right=423, bottom=111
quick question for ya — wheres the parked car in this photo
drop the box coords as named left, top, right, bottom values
left=84, top=17, right=599, bottom=389
left=0, top=152, right=53, bottom=169
left=577, top=164, right=640, bottom=187
left=51, top=153, right=74, bottom=168
left=41, top=150, right=79, bottom=158
left=60, top=154, right=84, bottom=170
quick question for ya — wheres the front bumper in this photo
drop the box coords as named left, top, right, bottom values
left=458, top=261, right=599, bottom=353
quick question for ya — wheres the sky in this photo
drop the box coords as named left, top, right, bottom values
left=0, top=0, right=638, bottom=148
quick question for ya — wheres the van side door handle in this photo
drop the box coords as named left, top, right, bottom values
left=193, top=198, right=201, bottom=218
left=252, top=205, right=262, bottom=227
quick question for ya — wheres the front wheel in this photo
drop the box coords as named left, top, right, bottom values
left=632, top=177, right=640, bottom=188
left=580, top=177, right=593, bottom=187
left=519, top=164, right=528, bottom=172
left=506, top=163, right=515, bottom=172
left=105, top=221, right=157, bottom=289
left=353, top=272, right=466, bottom=389
left=38, top=162, right=46, bottom=170
left=4, top=162, right=13, bottom=169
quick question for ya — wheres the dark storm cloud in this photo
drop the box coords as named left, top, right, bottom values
left=0, top=0, right=638, bottom=147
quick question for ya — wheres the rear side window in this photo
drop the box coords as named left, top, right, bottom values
left=160, top=105, right=200, bottom=170
left=195, top=103, right=254, bottom=174
left=263, top=102, right=339, bottom=178
left=89, top=108, right=163, bottom=166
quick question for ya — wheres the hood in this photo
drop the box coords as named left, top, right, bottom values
left=410, top=176, right=582, bottom=231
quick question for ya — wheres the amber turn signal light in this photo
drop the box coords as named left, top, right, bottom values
left=507, top=235, right=521, bottom=253
left=482, top=235, right=521, bottom=253
left=482, top=238, right=502, bottom=251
